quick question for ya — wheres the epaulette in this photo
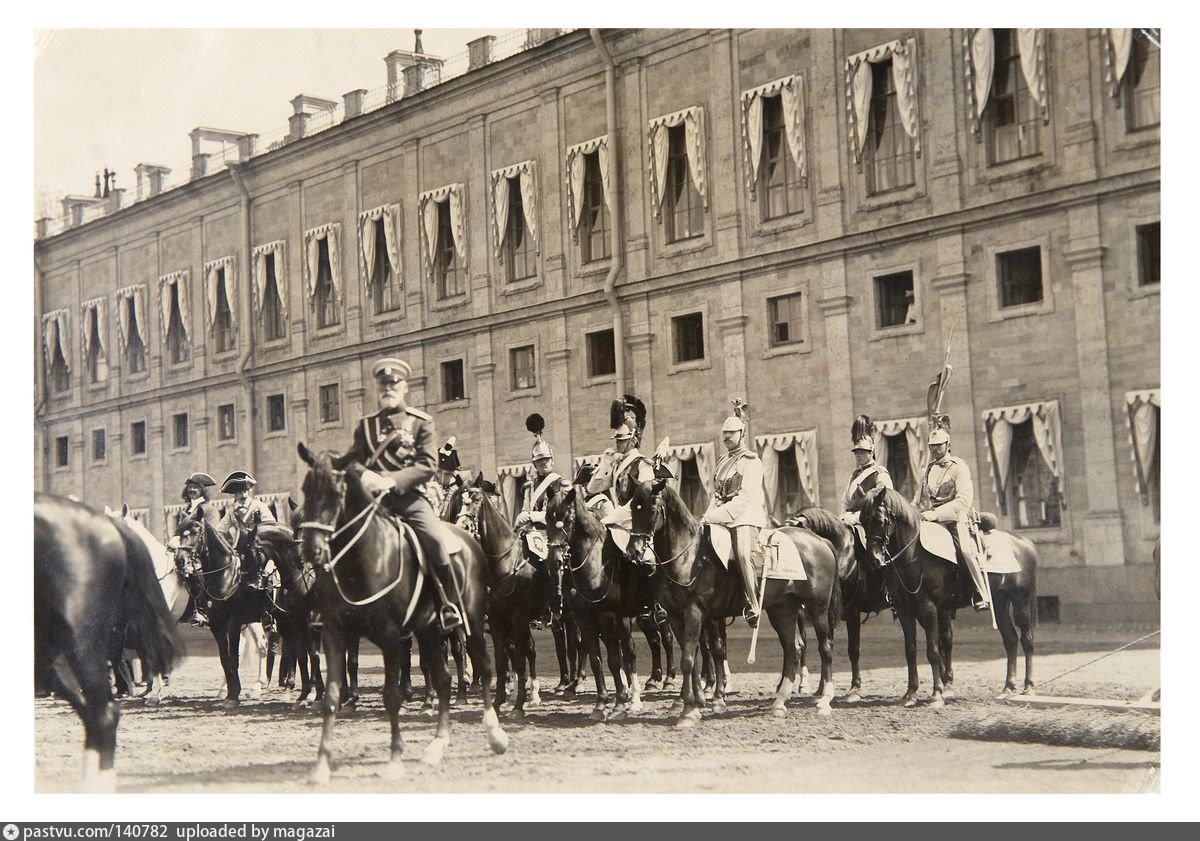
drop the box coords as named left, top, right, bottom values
left=740, top=451, right=759, bottom=461
left=405, top=406, right=433, bottom=421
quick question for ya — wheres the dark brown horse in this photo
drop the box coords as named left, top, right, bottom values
left=543, top=482, right=647, bottom=720
left=859, top=488, right=1038, bottom=706
left=34, top=494, right=185, bottom=791
left=295, top=444, right=507, bottom=782
left=625, top=479, right=841, bottom=726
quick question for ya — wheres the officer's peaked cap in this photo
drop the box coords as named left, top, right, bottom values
left=372, top=358, right=412, bottom=382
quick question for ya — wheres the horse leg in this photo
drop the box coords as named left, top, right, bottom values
left=245, top=623, right=267, bottom=700
left=675, top=608, right=704, bottom=728
left=621, top=618, right=643, bottom=714
left=462, top=607, right=507, bottom=755
left=551, top=613, right=570, bottom=694
left=938, top=605, right=955, bottom=700
left=660, top=613, right=677, bottom=689
left=811, top=599, right=836, bottom=716
left=706, top=618, right=729, bottom=716
left=220, top=622, right=243, bottom=706
left=417, top=630, right=452, bottom=767
left=512, top=619, right=531, bottom=718
left=1013, top=588, right=1036, bottom=693
left=917, top=600, right=945, bottom=707
left=896, top=607, right=920, bottom=707
left=578, top=613, right=608, bottom=720
left=601, top=616, right=628, bottom=720
left=310, top=626, right=346, bottom=784
left=345, top=635, right=361, bottom=709
left=523, top=625, right=540, bottom=708
left=52, top=653, right=119, bottom=792
left=638, top=611, right=663, bottom=690
left=380, top=645, right=406, bottom=776
left=490, top=620, right=510, bottom=713
left=993, top=588, right=1018, bottom=696
left=844, top=609, right=863, bottom=703
left=398, top=635, right=415, bottom=702
left=454, top=633, right=472, bottom=706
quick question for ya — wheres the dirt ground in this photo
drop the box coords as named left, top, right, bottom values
left=34, top=616, right=1161, bottom=795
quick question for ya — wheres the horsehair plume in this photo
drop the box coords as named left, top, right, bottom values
left=851, top=414, right=876, bottom=444
left=525, top=413, right=546, bottom=436
left=609, top=399, right=626, bottom=430
left=930, top=412, right=952, bottom=431
left=731, top=398, right=750, bottom=424
left=623, top=394, right=648, bottom=431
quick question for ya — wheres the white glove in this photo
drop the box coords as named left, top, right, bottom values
left=921, top=510, right=938, bottom=522
left=514, top=511, right=532, bottom=529
left=361, top=470, right=396, bottom=496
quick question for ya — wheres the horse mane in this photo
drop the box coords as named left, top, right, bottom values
left=869, top=488, right=919, bottom=532
left=651, top=481, right=699, bottom=537
left=476, top=482, right=514, bottom=537
left=792, top=506, right=849, bottom=543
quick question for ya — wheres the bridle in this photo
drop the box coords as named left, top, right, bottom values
left=185, top=521, right=239, bottom=602
left=868, top=504, right=924, bottom=595
left=547, top=493, right=614, bottom=605
left=629, top=488, right=701, bottom=588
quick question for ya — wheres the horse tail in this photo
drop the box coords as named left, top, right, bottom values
left=113, top=517, right=186, bottom=678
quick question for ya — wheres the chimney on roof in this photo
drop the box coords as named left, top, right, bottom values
left=189, top=127, right=259, bottom=179
left=468, top=36, right=496, bottom=71
left=135, top=164, right=172, bottom=200
left=287, top=95, right=338, bottom=142
left=343, top=89, right=368, bottom=119
left=525, top=29, right=563, bottom=49
left=384, top=37, right=444, bottom=103
left=94, top=173, right=102, bottom=199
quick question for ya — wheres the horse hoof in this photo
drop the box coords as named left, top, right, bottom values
left=629, top=699, right=644, bottom=715
left=421, top=706, right=436, bottom=718
left=703, top=688, right=714, bottom=702
left=143, top=695, right=161, bottom=707
left=843, top=691, right=862, bottom=704
left=770, top=704, right=786, bottom=718
left=673, top=715, right=697, bottom=730
left=902, top=696, right=917, bottom=709
left=943, top=686, right=955, bottom=701
left=929, top=695, right=945, bottom=710
left=421, top=738, right=448, bottom=768
left=487, top=727, right=509, bottom=755
left=293, top=699, right=312, bottom=711
left=1021, top=684, right=1035, bottom=696
left=644, top=679, right=661, bottom=691
left=816, top=700, right=833, bottom=717
left=710, top=699, right=728, bottom=716
left=527, top=693, right=541, bottom=708
left=220, top=698, right=239, bottom=710
left=309, top=759, right=332, bottom=785
left=590, top=707, right=606, bottom=722
left=668, top=699, right=685, bottom=716
left=508, top=707, right=526, bottom=720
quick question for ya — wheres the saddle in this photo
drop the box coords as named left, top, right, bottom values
left=597, top=504, right=657, bottom=564
left=522, top=529, right=549, bottom=560
left=915, top=519, right=1021, bottom=574
left=704, top=524, right=807, bottom=581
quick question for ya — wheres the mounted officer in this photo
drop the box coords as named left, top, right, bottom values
left=914, top=421, right=989, bottom=611
left=427, top=436, right=466, bottom=521
left=332, top=357, right=464, bottom=632
left=842, top=415, right=893, bottom=525
left=514, top=413, right=564, bottom=563
left=174, top=471, right=219, bottom=626
left=217, top=470, right=278, bottom=587
left=585, top=394, right=655, bottom=522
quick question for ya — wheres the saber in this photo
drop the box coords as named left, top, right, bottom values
left=747, top=542, right=774, bottom=665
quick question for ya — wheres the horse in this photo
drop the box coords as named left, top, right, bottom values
left=34, top=494, right=185, bottom=791
left=295, top=444, right=507, bottom=782
left=788, top=507, right=889, bottom=703
left=543, top=482, right=650, bottom=720
left=859, top=488, right=1038, bottom=706
left=458, top=482, right=550, bottom=717
left=625, top=478, right=841, bottom=727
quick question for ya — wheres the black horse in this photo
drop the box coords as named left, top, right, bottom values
left=34, top=494, right=185, bottom=790
left=859, top=488, right=1039, bottom=706
left=295, top=444, right=507, bottom=782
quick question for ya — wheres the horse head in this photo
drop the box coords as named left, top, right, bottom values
left=297, top=442, right=348, bottom=572
left=626, top=476, right=670, bottom=564
left=860, top=486, right=900, bottom=565
left=543, top=482, right=579, bottom=613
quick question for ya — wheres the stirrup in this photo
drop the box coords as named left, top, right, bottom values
left=743, top=605, right=759, bottom=629
left=972, top=596, right=990, bottom=612
left=191, top=612, right=209, bottom=629
left=439, top=603, right=464, bottom=632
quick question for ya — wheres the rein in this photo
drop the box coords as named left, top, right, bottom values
left=555, top=504, right=616, bottom=605
left=300, top=494, right=413, bottom=607
left=876, top=514, right=924, bottom=596
left=632, top=494, right=702, bottom=588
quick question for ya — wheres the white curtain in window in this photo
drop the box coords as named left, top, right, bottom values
left=419, top=184, right=467, bottom=278
left=662, top=442, right=715, bottom=501
left=647, top=106, right=708, bottom=219
left=158, top=271, right=191, bottom=343
left=982, top=400, right=1065, bottom=509
left=741, top=75, right=808, bottom=197
left=1017, top=29, right=1049, bottom=121
left=1125, top=389, right=1160, bottom=503
left=846, top=39, right=922, bottom=163
left=303, top=224, right=342, bottom=305
left=80, top=299, right=105, bottom=361
left=756, top=430, right=819, bottom=517
left=115, top=284, right=145, bottom=351
left=251, top=241, right=286, bottom=321
left=492, top=161, right=539, bottom=257
left=42, top=308, right=70, bottom=372
left=497, top=463, right=533, bottom=522
left=873, top=416, right=926, bottom=490
left=359, top=204, right=402, bottom=289
left=963, top=28, right=995, bottom=134
left=1105, top=29, right=1134, bottom=99
left=204, top=256, right=236, bottom=336
left=565, top=135, right=612, bottom=241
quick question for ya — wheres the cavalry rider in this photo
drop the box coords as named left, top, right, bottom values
left=585, top=394, right=655, bottom=522
left=427, top=436, right=465, bottom=520
left=841, top=415, right=893, bottom=525
left=914, top=424, right=990, bottom=611
left=175, top=471, right=220, bottom=627
left=514, top=413, right=563, bottom=560
left=701, top=400, right=767, bottom=628
left=332, top=357, right=464, bottom=632
left=217, top=470, right=278, bottom=592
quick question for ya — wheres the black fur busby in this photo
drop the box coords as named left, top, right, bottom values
left=525, top=413, right=546, bottom=436
left=610, top=394, right=648, bottom=432
left=850, top=414, right=876, bottom=445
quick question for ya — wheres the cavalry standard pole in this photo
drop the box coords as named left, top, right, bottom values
left=746, top=544, right=774, bottom=665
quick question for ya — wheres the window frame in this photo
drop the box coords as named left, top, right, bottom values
left=502, top=178, right=537, bottom=285
left=1135, top=221, right=1160, bottom=289
left=985, top=29, right=1043, bottom=166
left=171, top=412, right=190, bottom=452
left=90, top=427, right=107, bottom=464
left=318, top=383, right=342, bottom=427
left=85, top=305, right=107, bottom=386
left=669, top=310, right=709, bottom=373
left=260, top=253, right=288, bottom=343
left=864, top=58, right=916, bottom=196
left=369, top=216, right=403, bottom=316
left=434, top=200, right=466, bottom=301
left=1005, top=417, right=1063, bottom=531
left=870, top=266, right=924, bottom=339
left=54, top=435, right=69, bottom=469
left=129, top=420, right=147, bottom=459
left=212, top=266, right=237, bottom=355
left=124, top=296, right=148, bottom=376
left=987, top=237, right=1054, bottom=322
left=766, top=292, right=806, bottom=349
left=585, top=328, right=617, bottom=381
left=508, top=343, right=539, bottom=396
left=314, top=237, right=341, bottom=330
left=440, top=359, right=467, bottom=404
left=663, top=124, right=705, bottom=245
left=580, top=151, right=610, bottom=265
left=1124, top=30, right=1161, bottom=133
left=265, top=393, right=287, bottom=435
left=758, top=94, right=805, bottom=222
left=165, top=282, right=190, bottom=367
left=216, top=402, right=237, bottom=444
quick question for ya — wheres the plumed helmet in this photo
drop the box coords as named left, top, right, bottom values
left=526, top=413, right=553, bottom=461
left=723, top=398, right=750, bottom=434
left=221, top=470, right=257, bottom=493
left=851, top=437, right=875, bottom=452
left=438, top=437, right=461, bottom=472
left=611, top=421, right=636, bottom=441
left=928, top=428, right=951, bottom=446
left=610, top=394, right=647, bottom=444
left=531, top=438, right=554, bottom=461
left=721, top=415, right=746, bottom=433
left=850, top=414, right=876, bottom=452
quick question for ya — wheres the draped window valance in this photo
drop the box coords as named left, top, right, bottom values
left=358, top=204, right=402, bottom=290
left=80, top=298, right=106, bottom=361
left=565, top=135, right=613, bottom=242
left=419, top=184, right=467, bottom=280
left=647, top=106, right=708, bottom=220
left=251, top=241, right=287, bottom=321
left=203, top=256, right=237, bottom=336
left=42, top=308, right=70, bottom=373
left=1104, top=28, right=1134, bottom=99
left=497, top=463, right=534, bottom=522
left=963, top=29, right=1049, bottom=135
left=982, top=400, right=1065, bottom=511
left=257, top=491, right=296, bottom=522
left=845, top=39, right=922, bottom=163
left=1125, top=389, right=1160, bottom=505
left=660, top=442, right=715, bottom=502
left=755, top=430, right=820, bottom=515
left=491, top=161, right=539, bottom=258
left=158, top=270, right=191, bottom=343
left=303, top=223, right=342, bottom=305
left=741, top=75, right=808, bottom=197
left=115, top=284, right=147, bottom=351
left=873, top=416, right=927, bottom=490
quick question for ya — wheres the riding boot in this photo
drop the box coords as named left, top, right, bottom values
left=955, top=521, right=989, bottom=610
left=428, top=551, right=465, bottom=633
left=734, top=536, right=761, bottom=628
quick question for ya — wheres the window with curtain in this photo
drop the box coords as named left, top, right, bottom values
left=370, top=218, right=401, bottom=314
left=884, top=433, right=914, bottom=499
left=1125, top=30, right=1160, bottom=131
left=166, top=284, right=190, bottom=365
left=218, top=403, right=236, bottom=441
left=435, top=202, right=464, bottom=299
left=319, top=384, right=340, bottom=424
left=759, top=96, right=804, bottom=220
left=983, top=401, right=1064, bottom=528
left=665, top=125, right=704, bottom=243
left=987, top=29, right=1042, bottom=164
left=1007, top=419, right=1061, bottom=529
left=768, top=293, right=804, bottom=347
left=581, top=152, right=609, bottom=263
left=1148, top=413, right=1160, bottom=523
left=497, top=465, right=534, bottom=523
left=873, top=418, right=925, bottom=501
left=1125, top=390, right=1160, bottom=524
left=1137, top=222, right=1160, bottom=287
left=511, top=345, right=536, bottom=391
left=776, top=447, right=809, bottom=520
left=315, top=239, right=340, bottom=328
left=213, top=268, right=235, bottom=353
left=85, top=305, right=106, bottom=383
left=125, top=297, right=147, bottom=374
left=678, top=458, right=708, bottom=517
left=757, top=431, right=820, bottom=523
left=504, top=179, right=535, bottom=283
left=262, top=257, right=286, bottom=341
left=865, top=60, right=915, bottom=194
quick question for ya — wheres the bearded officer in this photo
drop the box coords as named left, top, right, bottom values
left=333, top=357, right=464, bottom=631
left=914, top=425, right=989, bottom=611
left=701, top=400, right=767, bottom=628
left=175, top=471, right=220, bottom=626
left=842, top=415, right=893, bottom=524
